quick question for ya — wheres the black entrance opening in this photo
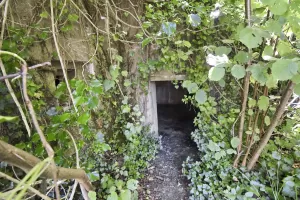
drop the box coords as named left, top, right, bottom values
left=144, top=81, right=198, bottom=200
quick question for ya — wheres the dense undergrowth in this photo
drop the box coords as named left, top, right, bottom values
left=0, top=0, right=300, bottom=199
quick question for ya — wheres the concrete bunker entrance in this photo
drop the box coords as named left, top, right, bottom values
left=141, top=80, right=199, bottom=200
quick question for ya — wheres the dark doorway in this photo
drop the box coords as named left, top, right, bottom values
left=141, top=81, right=198, bottom=200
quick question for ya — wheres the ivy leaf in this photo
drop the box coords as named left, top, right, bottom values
left=272, top=151, right=281, bottom=160
left=121, top=71, right=128, bottom=77
left=226, top=148, right=237, bottom=154
left=264, top=116, right=271, bottom=126
left=120, top=189, right=132, bottom=200
left=78, top=112, right=90, bottom=125
left=231, top=64, right=246, bottom=79
left=40, top=11, right=49, bottom=18
left=127, top=179, right=138, bottom=190
left=88, top=191, right=97, bottom=200
left=161, top=22, right=176, bottom=36
left=207, top=140, right=220, bottom=151
left=188, top=14, right=201, bottom=27
left=272, top=60, right=298, bottom=81
left=215, top=46, right=232, bottom=56
left=104, top=80, right=115, bottom=91
left=195, top=89, right=207, bottom=104
left=294, top=84, right=300, bottom=95
left=142, top=38, right=152, bottom=48
left=107, top=192, right=118, bottom=200
left=0, top=115, right=18, bottom=123
left=68, top=14, right=79, bottom=22
left=239, top=27, right=263, bottom=49
left=234, top=51, right=250, bottom=64
left=208, top=67, right=225, bottom=81
left=215, top=152, right=222, bottom=160
left=258, top=96, right=269, bottom=111
left=231, top=137, right=240, bottom=148
left=183, top=41, right=191, bottom=48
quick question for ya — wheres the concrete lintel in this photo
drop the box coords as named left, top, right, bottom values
left=150, top=70, right=186, bottom=81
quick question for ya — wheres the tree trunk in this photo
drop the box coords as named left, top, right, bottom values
left=247, top=82, right=295, bottom=170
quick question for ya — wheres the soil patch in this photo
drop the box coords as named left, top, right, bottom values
left=140, top=104, right=199, bottom=200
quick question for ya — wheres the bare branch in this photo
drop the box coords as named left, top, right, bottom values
left=0, top=62, right=51, bottom=81
left=0, top=139, right=94, bottom=192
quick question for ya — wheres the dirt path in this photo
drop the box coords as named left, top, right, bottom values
left=140, top=105, right=199, bottom=200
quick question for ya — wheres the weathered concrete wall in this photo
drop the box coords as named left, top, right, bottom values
left=156, top=81, right=186, bottom=105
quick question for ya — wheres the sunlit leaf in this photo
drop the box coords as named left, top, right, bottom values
left=231, top=64, right=245, bottom=79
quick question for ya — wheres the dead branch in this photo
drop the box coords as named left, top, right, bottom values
left=0, top=62, right=51, bottom=81
left=0, top=139, right=94, bottom=191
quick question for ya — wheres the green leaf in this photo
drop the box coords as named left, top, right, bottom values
left=226, top=149, right=237, bottom=154
left=107, top=192, right=118, bottom=200
left=214, top=152, right=222, bottom=160
left=68, top=14, right=79, bottom=22
left=231, top=137, right=240, bottom=148
left=266, top=75, right=278, bottom=88
left=272, top=60, right=298, bottom=81
left=265, top=19, right=282, bottom=35
left=258, top=96, right=269, bottom=111
left=272, top=151, right=281, bottom=160
left=234, top=51, right=250, bottom=64
left=40, top=11, right=49, bottom=18
left=218, top=79, right=225, bottom=87
left=277, top=41, right=295, bottom=57
left=183, top=40, right=191, bottom=48
left=249, top=98, right=257, bottom=108
left=247, top=64, right=268, bottom=85
left=0, top=115, right=18, bottom=123
left=292, top=74, right=300, bottom=84
left=127, top=179, right=138, bottom=190
left=262, top=46, right=275, bottom=61
left=269, top=0, right=289, bottom=15
left=195, top=89, right=207, bottom=104
left=187, top=83, right=199, bottom=94
left=294, top=84, right=300, bottom=95
left=120, top=189, right=132, bottom=200
left=88, top=191, right=97, bottom=200
left=207, top=140, right=220, bottom=152
left=215, top=46, right=232, bottom=56
left=142, top=38, right=152, bottom=48
left=188, top=14, right=201, bottom=27
left=78, top=112, right=90, bottom=125
left=231, top=64, right=246, bottom=79
left=264, top=116, right=271, bottom=126
left=161, top=22, right=176, bottom=36
left=239, top=27, right=263, bottom=49
left=121, top=71, right=128, bottom=77
left=104, top=80, right=115, bottom=91
left=208, top=67, right=225, bottom=81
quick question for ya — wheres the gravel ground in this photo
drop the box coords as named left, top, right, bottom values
left=139, top=105, right=199, bottom=200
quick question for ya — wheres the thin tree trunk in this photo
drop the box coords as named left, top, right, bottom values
left=247, top=82, right=295, bottom=170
